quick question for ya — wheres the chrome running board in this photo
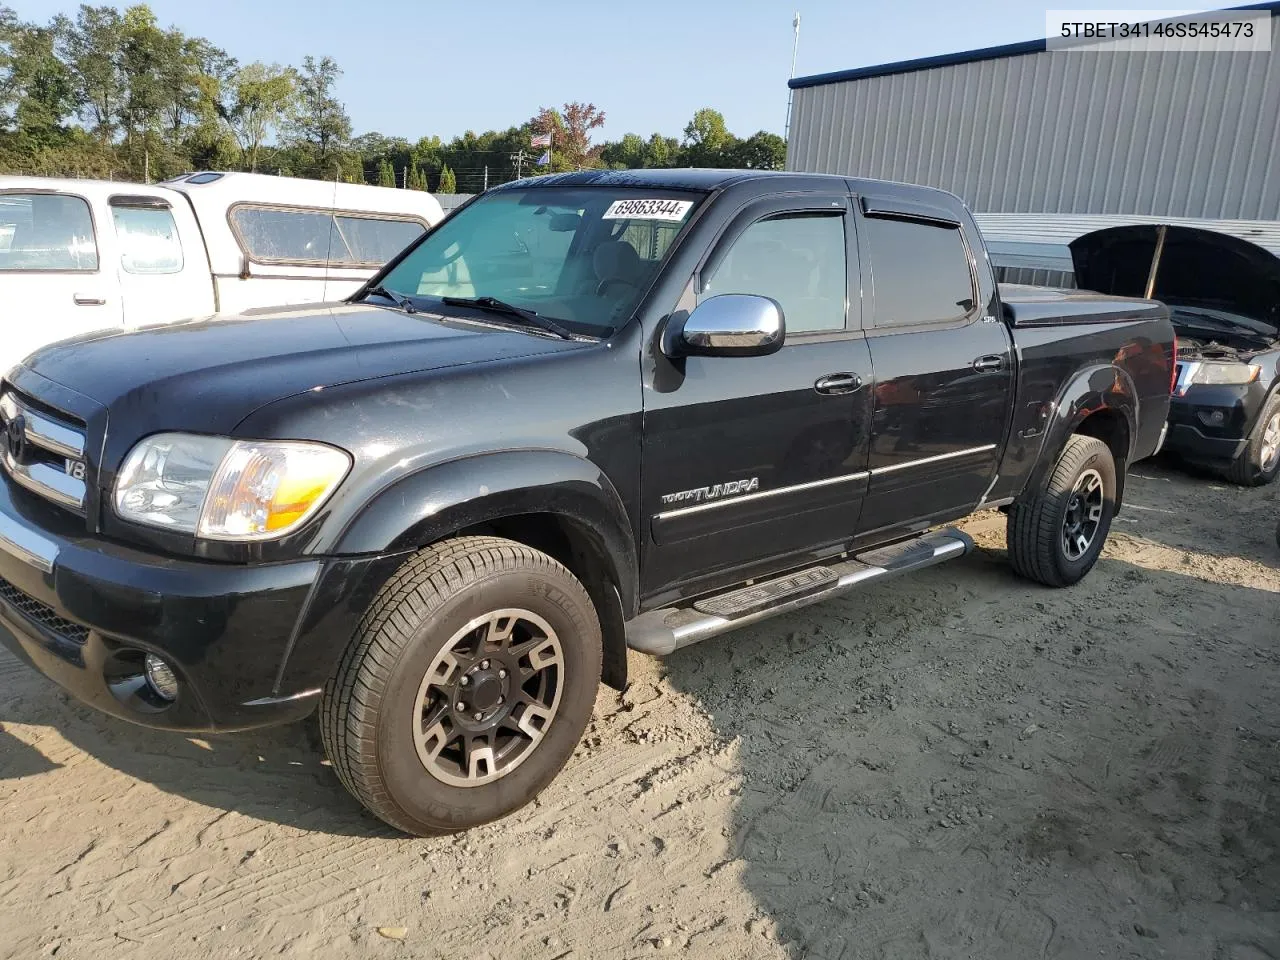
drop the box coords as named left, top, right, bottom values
left=625, top=528, right=974, bottom=656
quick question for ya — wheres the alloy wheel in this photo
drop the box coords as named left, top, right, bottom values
left=412, top=608, right=564, bottom=787
left=1062, top=468, right=1105, bottom=561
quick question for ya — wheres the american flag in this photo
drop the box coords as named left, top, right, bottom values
left=531, top=133, right=552, bottom=148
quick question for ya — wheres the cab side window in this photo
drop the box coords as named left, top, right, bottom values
left=111, top=204, right=184, bottom=275
left=0, top=193, right=98, bottom=272
left=700, top=212, right=847, bottom=334
left=863, top=216, right=975, bottom=327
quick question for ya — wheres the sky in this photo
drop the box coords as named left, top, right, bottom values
left=13, top=0, right=1189, bottom=142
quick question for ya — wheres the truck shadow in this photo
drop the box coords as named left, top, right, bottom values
left=660, top=545, right=1280, bottom=959
left=1122, top=455, right=1280, bottom=570
left=0, top=657, right=390, bottom=837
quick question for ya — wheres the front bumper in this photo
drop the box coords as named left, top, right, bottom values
left=1162, top=382, right=1264, bottom=464
left=0, top=479, right=404, bottom=732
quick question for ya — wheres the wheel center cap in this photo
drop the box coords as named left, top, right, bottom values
left=470, top=674, right=502, bottom=711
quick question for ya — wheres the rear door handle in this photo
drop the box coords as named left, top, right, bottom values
left=73, top=293, right=106, bottom=306
left=972, top=355, right=1005, bottom=373
left=814, top=373, right=863, bottom=395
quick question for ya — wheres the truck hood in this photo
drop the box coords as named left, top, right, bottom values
left=15, top=302, right=590, bottom=436
left=1069, top=225, right=1280, bottom=346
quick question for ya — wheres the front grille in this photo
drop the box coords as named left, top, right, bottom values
left=0, top=574, right=89, bottom=644
left=0, top=390, right=88, bottom=513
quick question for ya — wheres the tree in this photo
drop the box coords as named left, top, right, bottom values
left=220, top=61, right=294, bottom=172
left=377, top=155, right=394, bottom=187
left=407, top=164, right=426, bottom=190
left=59, top=4, right=124, bottom=141
left=1, top=16, right=75, bottom=139
left=599, top=132, right=644, bottom=169
left=682, top=107, right=739, bottom=167
left=530, top=101, right=604, bottom=171
left=437, top=163, right=456, bottom=193
left=730, top=130, right=787, bottom=170
left=286, top=54, right=351, bottom=175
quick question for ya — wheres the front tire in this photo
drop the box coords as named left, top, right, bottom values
left=320, top=536, right=602, bottom=836
left=1007, top=434, right=1117, bottom=587
left=1225, top=394, right=1280, bottom=487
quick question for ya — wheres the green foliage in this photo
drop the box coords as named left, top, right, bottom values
left=286, top=54, right=350, bottom=176
left=0, top=8, right=785, bottom=186
left=220, top=62, right=295, bottom=172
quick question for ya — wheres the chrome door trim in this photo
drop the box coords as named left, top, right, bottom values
left=655, top=470, right=870, bottom=521
left=868, top=444, right=998, bottom=477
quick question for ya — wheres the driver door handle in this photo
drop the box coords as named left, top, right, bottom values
left=814, top=372, right=863, bottom=395
left=73, top=293, right=107, bottom=306
left=972, top=355, right=1005, bottom=373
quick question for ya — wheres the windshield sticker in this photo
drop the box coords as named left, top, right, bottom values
left=602, top=199, right=693, bottom=222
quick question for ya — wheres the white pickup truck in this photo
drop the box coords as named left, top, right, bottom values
left=0, top=171, right=444, bottom=374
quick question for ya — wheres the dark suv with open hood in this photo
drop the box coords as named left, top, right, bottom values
left=1071, top=225, right=1280, bottom=485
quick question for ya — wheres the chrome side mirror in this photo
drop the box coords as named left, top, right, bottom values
left=664, top=294, right=785, bottom=358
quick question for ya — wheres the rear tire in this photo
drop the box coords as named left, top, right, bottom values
left=1007, top=434, right=1117, bottom=587
left=320, top=536, right=602, bottom=836
left=1225, top=394, right=1280, bottom=487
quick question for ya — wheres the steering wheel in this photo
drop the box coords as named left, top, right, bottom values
left=428, top=241, right=465, bottom=267
left=595, top=276, right=639, bottom=297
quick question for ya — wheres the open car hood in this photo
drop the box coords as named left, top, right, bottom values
left=1069, top=225, right=1280, bottom=340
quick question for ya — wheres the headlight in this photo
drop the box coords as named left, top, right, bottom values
left=1188, top=361, right=1261, bottom=386
left=114, top=433, right=351, bottom=541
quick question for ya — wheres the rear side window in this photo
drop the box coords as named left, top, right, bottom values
left=334, top=215, right=426, bottom=264
left=0, top=193, right=98, bottom=271
left=230, top=205, right=426, bottom=266
left=863, top=216, right=975, bottom=327
left=111, top=204, right=184, bottom=274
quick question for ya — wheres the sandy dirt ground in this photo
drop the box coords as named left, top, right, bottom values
left=1, top=457, right=1278, bottom=960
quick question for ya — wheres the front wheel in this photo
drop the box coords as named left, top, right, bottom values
left=1007, top=434, right=1117, bottom=587
left=320, top=536, right=602, bottom=835
left=1225, top=395, right=1280, bottom=487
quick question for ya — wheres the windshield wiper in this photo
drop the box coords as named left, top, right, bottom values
left=363, top=284, right=418, bottom=314
left=442, top=296, right=575, bottom=341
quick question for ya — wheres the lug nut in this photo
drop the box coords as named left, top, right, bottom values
left=481, top=659, right=490, bottom=670
left=473, top=712, right=483, bottom=721
left=498, top=668, right=507, bottom=679
left=459, top=676, right=470, bottom=686
left=457, top=702, right=467, bottom=712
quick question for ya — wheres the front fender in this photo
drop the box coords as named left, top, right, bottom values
left=1023, top=363, right=1138, bottom=501
left=332, top=449, right=638, bottom=613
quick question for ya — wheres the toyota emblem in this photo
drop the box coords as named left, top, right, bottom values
left=5, top=414, right=25, bottom=462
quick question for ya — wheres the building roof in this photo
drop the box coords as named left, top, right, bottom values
left=789, top=0, right=1280, bottom=90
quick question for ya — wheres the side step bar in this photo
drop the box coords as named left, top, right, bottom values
left=625, top=528, right=974, bottom=656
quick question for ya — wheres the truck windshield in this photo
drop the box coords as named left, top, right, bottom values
left=371, top=186, right=703, bottom=337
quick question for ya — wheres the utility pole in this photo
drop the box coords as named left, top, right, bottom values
left=509, top=149, right=530, bottom=178
left=483, top=165, right=489, bottom=191
left=784, top=12, right=801, bottom=145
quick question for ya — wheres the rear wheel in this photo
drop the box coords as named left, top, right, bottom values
left=320, top=536, right=602, bottom=836
left=1225, top=394, right=1280, bottom=487
left=1007, top=434, right=1117, bottom=587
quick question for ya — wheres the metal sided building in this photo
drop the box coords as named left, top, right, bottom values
left=786, top=3, right=1280, bottom=228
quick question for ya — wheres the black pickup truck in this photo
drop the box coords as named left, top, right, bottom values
left=0, top=170, right=1173, bottom=835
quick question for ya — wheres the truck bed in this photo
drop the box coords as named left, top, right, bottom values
left=999, top=283, right=1169, bottom=327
